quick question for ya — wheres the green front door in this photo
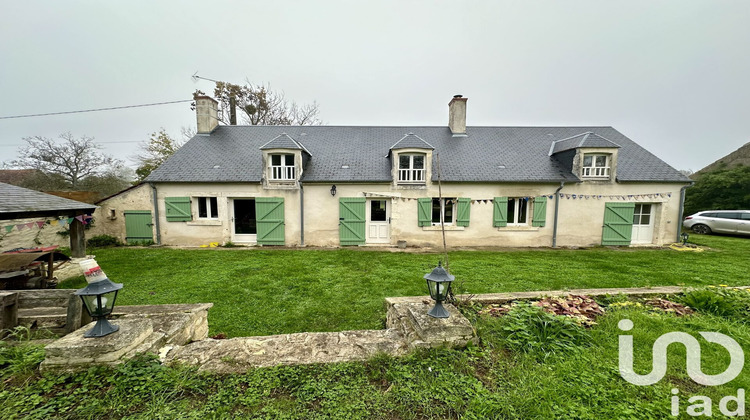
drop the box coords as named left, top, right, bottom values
left=124, top=211, right=153, bottom=244
left=256, top=197, right=285, bottom=245
left=339, top=197, right=366, bottom=246
left=602, top=202, right=635, bottom=246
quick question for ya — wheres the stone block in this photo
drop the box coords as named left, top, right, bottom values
left=43, top=318, right=153, bottom=369
left=0, top=292, right=18, bottom=333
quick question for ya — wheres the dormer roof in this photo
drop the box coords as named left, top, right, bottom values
left=260, top=133, right=311, bottom=155
left=549, top=132, right=621, bottom=155
left=389, top=132, right=435, bottom=151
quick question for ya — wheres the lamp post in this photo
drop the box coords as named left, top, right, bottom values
left=74, top=259, right=123, bottom=338
left=681, top=232, right=689, bottom=245
left=423, top=261, right=455, bottom=318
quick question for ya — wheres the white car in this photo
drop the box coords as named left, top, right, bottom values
left=683, top=210, right=750, bottom=236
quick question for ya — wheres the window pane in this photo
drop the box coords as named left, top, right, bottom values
left=742, top=213, right=750, bottom=220
left=518, top=199, right=527, bottom=223
left=413, top=155, right=424, bottom=169
left=432, top=198, right=441, bottom=223
left=371, top=200, right=387, bottom=222
left=507, top=199, right=516, bottom=224
left=285, top=154, right=294, bottom=165
left=583, top=156, right=593, bottom=167
left=399, top=155, right=410, bottom=169
left=641, top=214, right=650, bottom=225
left=198, top=197, right=207, bottom=218
left=595, top=155, right=607, bottom=167
left=271, top=155, right=281, bottom=165
left=444, top=199, right=454, bottom=223
left=210, top=197, right=218, bottom=218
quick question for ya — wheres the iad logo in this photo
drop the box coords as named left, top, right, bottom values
left=618, top=319, right=746, bottom=417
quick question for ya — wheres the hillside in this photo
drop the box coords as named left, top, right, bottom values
left=692, top=141, right=750, bottom=178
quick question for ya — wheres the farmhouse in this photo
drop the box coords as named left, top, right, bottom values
left=93, top=96, right=690, bottom=247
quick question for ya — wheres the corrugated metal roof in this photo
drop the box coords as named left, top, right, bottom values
left=146, top=125, right=690, bottom=184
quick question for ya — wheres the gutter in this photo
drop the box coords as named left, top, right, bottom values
left=149, top=183, right=162, bottom=245
left=299, top=181, right=305, bottom=247
left=552, top=182, right=565, bottom=248
left=676, top=182, right=694, bottom=242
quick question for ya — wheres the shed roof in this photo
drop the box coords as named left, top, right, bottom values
left=0, top=183, right=97, bottom=220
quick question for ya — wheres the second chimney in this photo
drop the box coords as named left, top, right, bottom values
left=195, top=96, right=219, bottom=134
left=448, top=95, right=467, bottom=136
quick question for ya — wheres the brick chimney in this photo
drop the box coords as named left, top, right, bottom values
left=448, top=95, right=467, bottom=136
left=195, top=96, right=219, bottom=134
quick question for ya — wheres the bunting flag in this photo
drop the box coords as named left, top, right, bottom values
left=4, top=226, right=12, bottom=233
left=35, top=221, right=45, bottom=228
left=50, top=220, right=59, bottom=226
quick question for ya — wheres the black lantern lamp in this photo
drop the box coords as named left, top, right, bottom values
left=75, top=260, right=123, bottom=338
left=681, top=232, right=689, bottom=245
left=330, top=185, right=337, bottom=196
left=423, top=261, right=455, bottom=318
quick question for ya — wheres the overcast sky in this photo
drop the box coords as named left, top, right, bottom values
left=1, top=1, right=748, bottom=172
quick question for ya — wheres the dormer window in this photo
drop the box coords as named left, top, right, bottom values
left=398, top=154, right=425, bottom=183
left=270, top=154, right=295, bottom=181
left=582, top=154, right=610, bottom=178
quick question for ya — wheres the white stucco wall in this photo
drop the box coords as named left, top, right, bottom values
left=0, top=217, right=71, bottom=252
left=146, top=180, right=685, bottom=248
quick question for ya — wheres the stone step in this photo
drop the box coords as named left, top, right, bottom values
left=164, top=329, right=408, bottom=373
left=18, top=307, right=67, bottom=329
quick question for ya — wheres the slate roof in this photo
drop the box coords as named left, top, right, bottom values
left=0, top=182, right=97, bottom=219
left=389, top=133, right=435, bottom=151
left=550, top=132, right=621, bottom=155
left=146, top=126, right=690, bottom=184
left=259, top=133, right=310, bottom=155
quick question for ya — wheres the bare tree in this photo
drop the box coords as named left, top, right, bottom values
left=193, top=80, right=322, bottom=126
left=10, top=133, right=119, bottom=189
left=133, top=129, right=184, bottom=182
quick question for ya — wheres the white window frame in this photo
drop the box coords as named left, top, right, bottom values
left=270, top=154, right=296, bottom=181
left=582, top=154, right=610, bottom=178
left=507, top=197, right=529, bottom=225
left=197, top=197, right=218, bottom=219
left=431, top=197, right=455, bottom=226
left=398, top=153, right=426, bottom=183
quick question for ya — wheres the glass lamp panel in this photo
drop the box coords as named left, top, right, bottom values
left=428, top=280, right=449, bottom=301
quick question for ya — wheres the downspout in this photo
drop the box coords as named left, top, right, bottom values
left=299, top=181, right=305, bottom=247
left=149, top=183, right=162, bottom=245
left=552, top=182, right=565, bottom=248
left=676, top=183, right=693, bottom=242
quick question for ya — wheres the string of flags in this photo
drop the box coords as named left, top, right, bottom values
left=365, top=191, right=674, bottom=205
left=1, top=214, right=93, bottom=235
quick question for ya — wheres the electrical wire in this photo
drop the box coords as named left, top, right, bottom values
left=0, top=99, right=193, bottom=120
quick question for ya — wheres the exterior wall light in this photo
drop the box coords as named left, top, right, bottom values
left=330, top=185, right=337, bottom=196
left=423, top=261, right=455, bottom=318
left=74, top=259, right=123, bottom=338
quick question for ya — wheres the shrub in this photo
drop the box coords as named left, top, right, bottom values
left=481, top=302, right=590, bottom=358
left=680, top=287, right=750, bottom=318
left=86, top=234, right=122, bottom=248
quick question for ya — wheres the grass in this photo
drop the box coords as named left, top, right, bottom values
left=58, top=234, right=750, bottom=338
left=2, top=291, right=749, bottom=419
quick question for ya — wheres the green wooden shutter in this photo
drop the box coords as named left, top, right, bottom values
left=256, top=197, right=285, bottom=245
left=124, top=211, right=153, bottom=244
left=417, top=198, right=432, bottom=227
left=339, top=197, right=366, bottom=246
left=456, top=198, right=471, bottom=227
left=531, top=197, right=547, bottom=227
left=493, top=197, right=508, bottom=227
left=165, top=197, right=191, bottom=221
left=602, top=202, right=635, bottom=246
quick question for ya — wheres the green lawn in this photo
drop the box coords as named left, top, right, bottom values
left=3, top=291, right=750, bottom=419
left=59, top=234, right=750, bottom=338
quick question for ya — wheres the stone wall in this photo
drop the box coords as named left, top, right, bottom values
left=0, top=217, right=71, bottom=253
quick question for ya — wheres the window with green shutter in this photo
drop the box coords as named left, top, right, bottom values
left=531, top=197, right=547, bottom=227
left=456, top=198, right=471, bottom=227
left=493, top=197, right=508, bottom=227
left=417, top=198, right=431, bottom=227
left=165, top=197, right=191, bottom=222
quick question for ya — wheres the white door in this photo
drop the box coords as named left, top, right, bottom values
left=366, top=199, right=390, bottom=243
left=631, top=203, right=654, bottom=244
left=231, top=199, right=257, bottom=243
